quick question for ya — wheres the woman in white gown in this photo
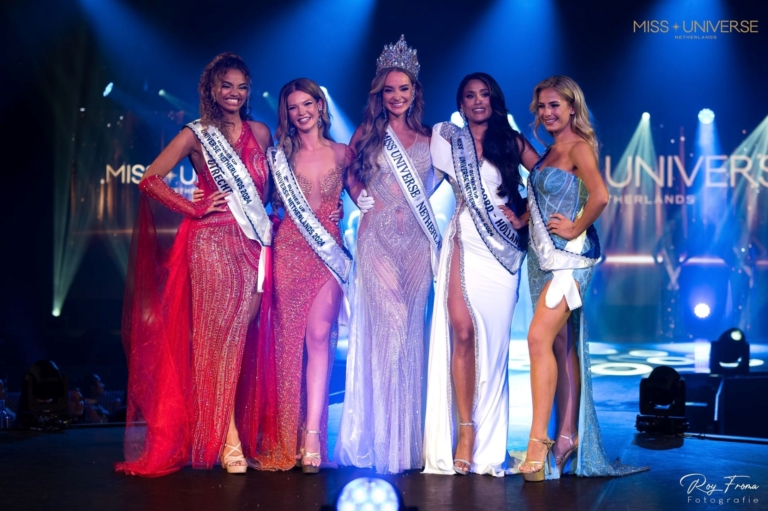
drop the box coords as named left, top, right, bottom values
left=423, top=73, right=539, bottom=476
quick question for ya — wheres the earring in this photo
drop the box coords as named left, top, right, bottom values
left=460, top=108, right=467, bottom=125
left=288, top=125, right=296, bottom=136
left=382, top=108, right=388, bottom=120
left=407, top=102, right=414, bottom=116
left=317, top=109, right=323, bottom=128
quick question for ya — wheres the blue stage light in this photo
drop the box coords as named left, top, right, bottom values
left=698, top=108, right=715, bottom=124
left=158, top=89, right=166, bottom=97
left=336, top=477, right=399, bottom=511
left=641, top=112, right=650, bottom=121
left=103, top=82, right=113, bottom=97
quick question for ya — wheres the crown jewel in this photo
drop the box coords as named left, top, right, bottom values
left=376, top=34, right=420, bottom=78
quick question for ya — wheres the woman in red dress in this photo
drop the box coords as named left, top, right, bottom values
left=255, top=78, right=360, bottom=473
left=116, top=53, right=277, bottom=476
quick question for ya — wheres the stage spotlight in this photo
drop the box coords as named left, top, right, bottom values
left=641, top=112, right=650, bottom=121
left=450, top=111, right=464, bottom=127
left=158, top=89, right=166, bottom=97
left=262, top=91, right=269, bottom=98
left=52, top=308, right=61, bottom=317
left=693, top=303, right=711, bottom=319
left=103, top=82, right=114, bottom=97
left=335, top=477, right=401, bottom=511
left=636, top=365, right=688, bottom=435
left=709, top=328, right=750, bottom=375
left=698, top=108, right=715, bottom=124
left=18, top=360, right=70, bottom=431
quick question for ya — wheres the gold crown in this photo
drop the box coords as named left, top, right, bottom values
left=376, top=35, right=420, bottom=78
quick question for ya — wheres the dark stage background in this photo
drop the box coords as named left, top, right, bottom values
left=1, top=0, right=767, bottom=389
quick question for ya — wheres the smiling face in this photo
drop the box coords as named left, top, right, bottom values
left=536, top=87, right=574, bottom=134
left=460, top=79, right=492, bottom=125
left=286, top=90, right=323, bottom=133
left=212, top=68, right=249, bottom=116
left=382, top=70, right=413, bottom=117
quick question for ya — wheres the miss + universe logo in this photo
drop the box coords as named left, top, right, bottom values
left=633, top=20, right=759, bottom=34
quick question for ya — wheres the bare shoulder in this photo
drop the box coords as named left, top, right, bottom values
left=569, top=140, right=597, bottom=167
left=247, top=121, right=273, bottom=149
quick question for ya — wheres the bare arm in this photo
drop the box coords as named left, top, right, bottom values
left=140, top=128, right=227, bottom=217
left=547, top=142, right=608, bottom=240
left=517, top=135, right=540, bottom=172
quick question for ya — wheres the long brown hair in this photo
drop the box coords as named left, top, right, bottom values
left=198, top=53, right=252, bottom=134
left=274, top=78, right=333, bottom=161
left=529, top=75, right=598, bottom=158
left=352, top=67, right=429, bottom=184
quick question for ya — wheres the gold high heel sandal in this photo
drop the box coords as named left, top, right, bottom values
left=301, top=430, right=321, bottom=474
left=554, top=433, right=578, bottom=476
left=221, top=442, right=248, bottom=474
left=453, top=422, right=475, bottom=476
left=520, top=437, right=555, bottom=482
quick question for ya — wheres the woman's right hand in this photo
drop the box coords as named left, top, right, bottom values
left=192, top=182, right=205, bottom=202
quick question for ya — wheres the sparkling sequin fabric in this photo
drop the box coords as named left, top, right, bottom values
left=336, top=138, right=436, bottom=474
left=256, top=147, right=350, bottom=471
left=527, top=161, right=648, bottom=478
left=117, top=122, right=275, bottom=476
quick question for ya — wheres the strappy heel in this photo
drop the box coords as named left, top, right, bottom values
left=520, top=437, right=555, bottom=482
left=302, top=430, right=321, bottom=474
left=554, top=433, right=578, bottom=476
left=453, top=422, right=475, bottom=476
left=221, top=442, right=247, bottom=474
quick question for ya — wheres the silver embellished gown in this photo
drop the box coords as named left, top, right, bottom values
left=335, top=138, right=436, bottom=474
left=527, top=162, right=648, bottom=477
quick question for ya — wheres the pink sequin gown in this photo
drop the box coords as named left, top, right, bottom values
left=257, top=146, right=352, bottom=470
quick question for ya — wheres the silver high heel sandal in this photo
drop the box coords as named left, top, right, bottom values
left=554, top=433, right=578, bottom=475
left=221, top=442, right=248, bottom=474
left=453, top=422, right=475, bottom=475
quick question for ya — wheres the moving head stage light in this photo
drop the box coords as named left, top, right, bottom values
left=636, top=365, right=689, bottom=435
left=18, top=360, right=70, bottom=431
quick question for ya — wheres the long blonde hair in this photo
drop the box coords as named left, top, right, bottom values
left=529, top=75, right=598, bottom=158
left=352, top=68, right=429, bottom=184
left=274, top=78, right=333, bottom=161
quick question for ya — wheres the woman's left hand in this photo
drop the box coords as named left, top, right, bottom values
left=546, top=213, right=579, bottom=240
left=329, top=199, right=344, bottom=222
left=499, top=205, right=525, bottom=230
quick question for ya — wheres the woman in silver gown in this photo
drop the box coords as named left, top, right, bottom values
left=520, top=75, right=648, bottom=481
left=335, top=36, right=440, bottom=474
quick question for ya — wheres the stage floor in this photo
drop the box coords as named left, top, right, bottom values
left=2, top=341, right=767, bottom=510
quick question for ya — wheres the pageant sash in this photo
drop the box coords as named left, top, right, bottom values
left=527, top=178, right=599, bottom=310
left=187, top=120, right=273, bottom=291
left=450, top=126, right=525, bottom=274
left=268, top=147, right=352, bottom=286
left=382, top=126, right=442, bottom=276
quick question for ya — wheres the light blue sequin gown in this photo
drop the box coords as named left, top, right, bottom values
left=527, top=159, right=648, bottom=478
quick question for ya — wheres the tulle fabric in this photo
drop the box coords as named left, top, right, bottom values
left=116, top=124, right=277, bottom=477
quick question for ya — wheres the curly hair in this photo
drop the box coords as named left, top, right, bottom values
left=198, top=52, right=252, bottom=134
left=351, top=68, right=430, bottom=185
left=529, top=75, right=599, bottom=159
left=456, top=72, right=525, bottom=207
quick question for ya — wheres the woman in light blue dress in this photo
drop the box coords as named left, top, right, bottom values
left=520, top=76, right=648, bottom=480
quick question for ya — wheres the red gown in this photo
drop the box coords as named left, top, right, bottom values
left=256, top=145, right=352, bottom=470
left=116, top=122, right=277, bottom=476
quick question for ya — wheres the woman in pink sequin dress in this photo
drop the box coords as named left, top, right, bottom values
left=116, top=53, right=278, bottom=476
left=255, top=78, right=360, bottom=473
